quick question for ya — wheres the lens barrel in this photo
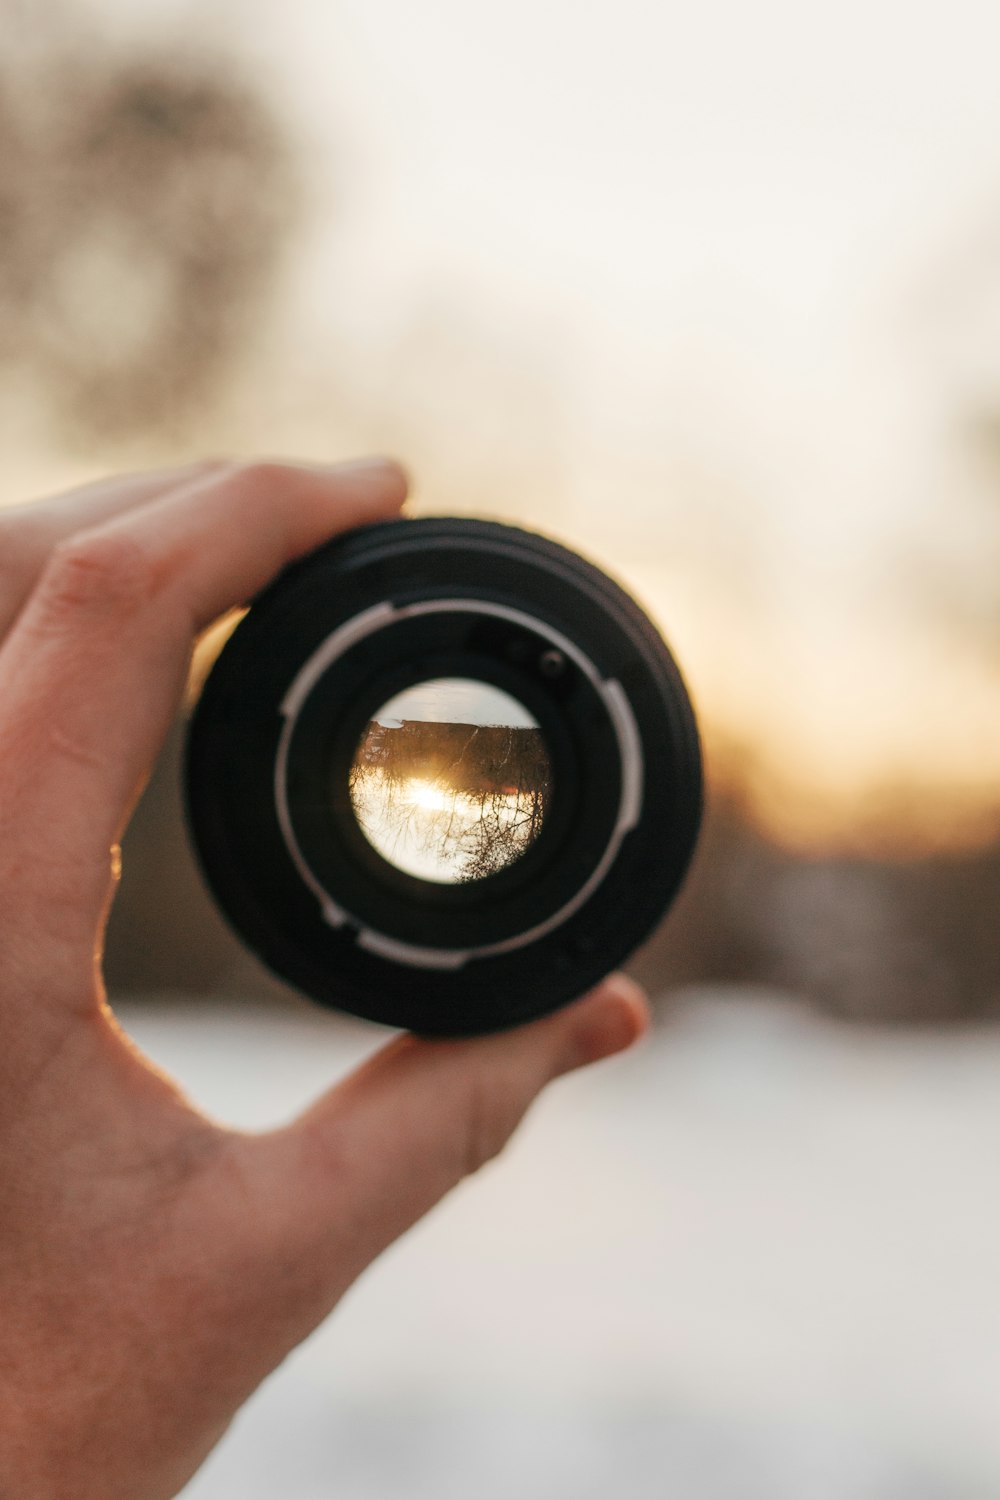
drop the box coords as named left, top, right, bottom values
left=185, top=517, right=702, bottom=1035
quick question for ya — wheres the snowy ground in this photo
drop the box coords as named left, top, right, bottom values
left=117, top=990, right=1000, bottom=1500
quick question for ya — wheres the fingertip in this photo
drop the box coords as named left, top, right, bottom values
left=327, top=456, right=410, bottom=509
left=560, top=972, right=651, bottom=1071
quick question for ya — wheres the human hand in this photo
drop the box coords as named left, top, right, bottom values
left=0, top=460, right=649, bottom=1499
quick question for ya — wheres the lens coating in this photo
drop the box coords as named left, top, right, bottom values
left=348, top=677, right=552, bottom=884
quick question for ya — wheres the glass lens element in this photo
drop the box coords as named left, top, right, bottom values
left=349, top=678, right=552, bottom=884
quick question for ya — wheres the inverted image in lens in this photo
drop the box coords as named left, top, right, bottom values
left=349, top=677, right=552, bottom=884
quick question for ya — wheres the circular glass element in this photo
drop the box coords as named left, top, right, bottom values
left=349, top=678, right=553, bottom=884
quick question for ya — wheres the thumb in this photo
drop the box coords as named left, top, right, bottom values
left=253, top=974, right=649, bottom=1309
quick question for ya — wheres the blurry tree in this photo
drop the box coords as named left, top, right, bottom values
left=632, top=774, right=1000, bottom=1025
left=0, top=6, right=301, bottom=446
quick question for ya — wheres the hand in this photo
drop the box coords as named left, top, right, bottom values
left=0, top=460, right=649, bottom=1499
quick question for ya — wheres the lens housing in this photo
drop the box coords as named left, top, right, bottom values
left=185, top=517, right=702, bottom=1035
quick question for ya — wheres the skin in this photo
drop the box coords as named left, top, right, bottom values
left=0, top=459, right=649, bottom=1499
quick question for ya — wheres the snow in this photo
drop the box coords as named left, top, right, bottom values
left=115, top=990, right=1000, bottom=1499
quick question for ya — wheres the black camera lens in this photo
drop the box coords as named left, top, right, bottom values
left=185, top=517, right=702, bottom=1035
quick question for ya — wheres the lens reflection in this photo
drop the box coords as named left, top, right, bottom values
left=349, top=678, right=552, bottom=884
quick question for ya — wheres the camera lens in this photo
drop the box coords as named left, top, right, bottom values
left=349, top=678, right=553, bottom=885
left=185, top=517, right=702, bottom=1035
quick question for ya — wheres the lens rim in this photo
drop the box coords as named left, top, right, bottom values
left=185, top=517, right=703, bottom=1035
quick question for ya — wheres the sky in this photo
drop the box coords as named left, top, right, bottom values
left=8, top=0, right=1000, bottom=848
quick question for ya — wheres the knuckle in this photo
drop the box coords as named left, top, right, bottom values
left=201, top=460, right=298, bottom=534
left=227, top=459, right=297, bottom=498
left=37, top=531, right=155, bottom=624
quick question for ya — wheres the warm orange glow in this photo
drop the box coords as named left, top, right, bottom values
left=604, top=556, right=1000, bottom=857
left=186, top=609, right=248, bottom=708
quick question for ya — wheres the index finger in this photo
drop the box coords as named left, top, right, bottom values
left=0, top=458, right=408, bottom=941
left=0, top=461, right=222, bottom=640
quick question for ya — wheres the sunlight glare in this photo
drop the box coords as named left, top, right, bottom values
left=402, top=778, right=452, bottom=813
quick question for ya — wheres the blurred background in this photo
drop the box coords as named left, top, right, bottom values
left=1, top=0, right=999, bottom=1493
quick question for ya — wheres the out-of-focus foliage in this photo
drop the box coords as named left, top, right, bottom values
left=633, top=781, right=1000, bottom=1025
left=0, top=13, right=300, bottom=445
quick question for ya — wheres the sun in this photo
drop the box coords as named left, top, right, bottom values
left=403, top=777, right=451, bottom=812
